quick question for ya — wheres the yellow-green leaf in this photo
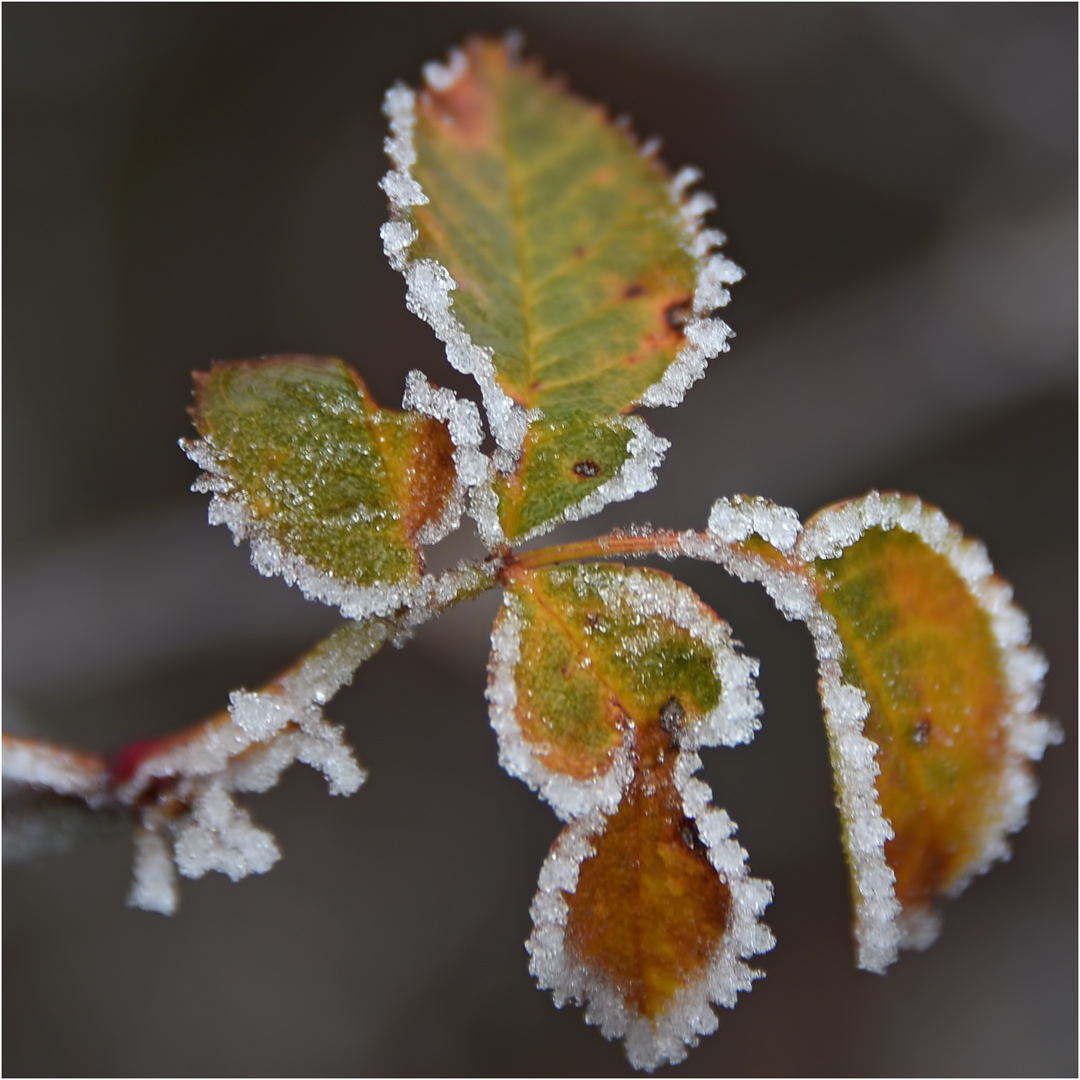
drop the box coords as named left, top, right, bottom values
left=187, top=356, right=458, bottom=618
left=796, top=492, right=1057, bottom=970
left=381, top=37, right=740, bottom=542
left=487, top=562, right=760, bottom=819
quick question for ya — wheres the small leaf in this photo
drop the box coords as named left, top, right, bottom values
left=527, top=726, right=774, bottom=1071
left=381, top=37, right=740, bottom=541
left=186, top=356, right=458, bottom=618
left=493, top=415, right=667, bottom=542
left=488, top=562, right=761, bottom=819
left=797, top=492, right=1057, bottom=969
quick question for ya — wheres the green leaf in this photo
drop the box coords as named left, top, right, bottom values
left=491, top=415, right=666, bottom=541
left=409, top=39, right=699, bottom=418
left=382, top=37, right=740, bottom=542
left=797, top=493, right=1057, bottom=970
left=487, top=562, right=760, bottom=819
left=187, top=356, right=458, bottom=618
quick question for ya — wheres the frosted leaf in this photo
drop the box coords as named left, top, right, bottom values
left=489, top=564, right=761, bottom=822
left=796, top=491, right=1058, bottom=970
left=495, top=416, right=670, bottom=545
left=187, top=357, right=462, bottom=620
left=526, top=745, right=773, bottom=1071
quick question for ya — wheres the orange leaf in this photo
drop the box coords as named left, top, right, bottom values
left=797, top=492, right=1059, bottom=970
left=527, top=722, right=773, bottom=1070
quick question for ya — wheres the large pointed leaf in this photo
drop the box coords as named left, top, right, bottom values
left=488, top=562, right=761, bottom=819
left=408, top=38, right=700, bottom=419
left=797, top=493, right=1057, bottom=969
left=381, top=37, right=740, bottom=542
left=187, top=356, right=457, bottom=618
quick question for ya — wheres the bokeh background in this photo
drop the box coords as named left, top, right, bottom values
left=4, top=5, right=1076, bottom=1075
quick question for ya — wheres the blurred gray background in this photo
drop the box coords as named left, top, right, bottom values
left=4, top=4, right=1076, bottom=1075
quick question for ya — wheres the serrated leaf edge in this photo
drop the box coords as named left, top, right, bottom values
left=380, top=79, right=533, bottom=462
left=184, top=437, right=423, bottom=620
left=635, top=166, right=743, bottom=409
left=797, top=491, right=1059, bottom=956
left=525, top=750, right=774, bottom=1072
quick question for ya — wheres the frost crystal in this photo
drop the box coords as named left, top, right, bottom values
left=118, top=620, right=385, bottom=911
left=635, top=171, right=743, bottom=410
left=379, top=81, right=530, bottom=462
left=706, top=494, right=802, bottom=554
left=402, top=369, right=487, bottom=544
left=526, top=753, right=774, bottom=1071
left=797, top=491, right=1060, bottom=960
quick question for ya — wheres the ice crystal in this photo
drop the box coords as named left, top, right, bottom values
left=402, top=368, right=487, bottom=544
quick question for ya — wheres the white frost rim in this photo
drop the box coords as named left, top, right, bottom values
left=487, top=589, right=635, bottom=822
left=185, top=438, right=423, bottom=621
left=797, top=491, right=1059, bottom=948
left=402, top=368, right=488, bottom=545
left=525, top=751, right=774, bottom=1072
left=635, top=167, right=743, bottom=409
left=685, top=498, right=902, bottom=972
left=380, top=79, right=531, bottom=460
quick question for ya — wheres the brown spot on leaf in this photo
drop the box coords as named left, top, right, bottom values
left=913, top=718, right=931, bottom=747
left=665, top=299, right=694, bottom=330
left=659, top=697, right=685, bottom=735
left=573, top=460, right=601, bottom=478
left=623, top=282, right=646, bottom=299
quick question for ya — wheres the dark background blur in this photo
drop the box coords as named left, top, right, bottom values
left=4, top=5, right=1076, bottom=1075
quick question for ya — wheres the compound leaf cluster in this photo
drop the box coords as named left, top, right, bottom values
left=2, top=34, right=1058, bottom=1075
